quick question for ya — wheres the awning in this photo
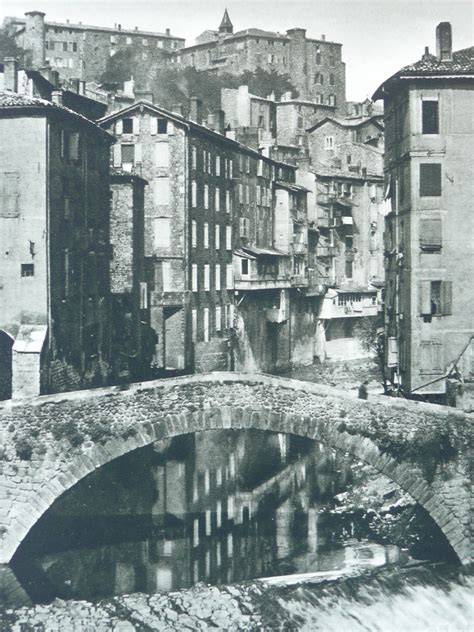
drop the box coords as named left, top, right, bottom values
left=234, top=248, right=257, bottom=260
left=242, top=245, right=290, bottom=258
left=334, top=198, right=356, bottom=208
left=274, top=182, right=311, bottom=193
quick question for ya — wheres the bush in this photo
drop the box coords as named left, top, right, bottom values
left=14, top=434, right=34, bottom=460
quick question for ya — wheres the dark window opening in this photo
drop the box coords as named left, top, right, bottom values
left=122, top=118, right=134, bottom=134
left=21, top=264, right=34, bottom=277
left=422, top=100, right=439, bottom=134
left=121, top=144, right=135, bottom=165
left=241, top=259, right=249, bottom=275
left=157, top=119, right=168, bottom=134
left=419, top=163, right=442, bottom=197
left=430, top=280, right=441, bottom=315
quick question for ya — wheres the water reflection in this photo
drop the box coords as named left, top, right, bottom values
left=9, top=430, right=439, bottom=605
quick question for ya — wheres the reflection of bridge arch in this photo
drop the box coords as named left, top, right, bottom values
left=0, top=374, right=471, bottom=565
left=0, top=330, right=14, bottom=401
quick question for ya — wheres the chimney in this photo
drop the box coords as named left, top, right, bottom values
left=190, top=96, right=203, bottom=124
left=118, top=24, right=122, bottom=31
left=51, top=90, right=63, bottom=106
left=207, top=109, right=225, bottom=133
left=166, top=28, right=171, bottom=37
left=4, top=57, right=19, bottom=92
left=321, top=34, right=326, bottom=41
left=436, top=22, right=452, bottom=61
left=422, top=46, right=431, bottom=60
left=135, top=89, right=154, bottom=103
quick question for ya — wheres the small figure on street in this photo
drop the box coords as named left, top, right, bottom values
left=358, top=380, right=369, bottom=400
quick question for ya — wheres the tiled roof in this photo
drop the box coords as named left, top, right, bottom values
left=398, top=46, right=474, bottom=76
left=0, top=91, right=113, bottom=138
left=373, top=46, right=474, bottom=98
left=232, top=28, right=288, bottom=40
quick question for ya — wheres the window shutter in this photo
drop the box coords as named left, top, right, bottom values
left=441, top=281, right=452, bottom=315
left=116, top=119, right=123, bottom=135
left=420, top=219, right=442, bottom=250
left=133, top=117, right=140, bottom=135
left=432, top=340, right=443, bottom=371
left=419, top=280, right=431, bottom=315
left=113, top=143, right=121, bottom=167
left=135, top=143, right=142, bottom=164
left=150, top=117, right=157, bottom=135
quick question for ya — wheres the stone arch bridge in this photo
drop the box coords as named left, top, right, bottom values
left=0, top=373, right=471, bottom=566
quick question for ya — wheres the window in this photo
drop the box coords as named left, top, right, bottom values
left=226, top=264, right=233, bottom=289
left=204, top=222, right=209, bottom=248
left=226, top=226, right=232, bottom=250
left=1, top=172, right=20, bottom=217
left=420, top=218, right=442, bottom=252
left=203, top=308, right=209, bottom=341
left=241, top=259, right=249, bottom=275
left=215, top=187, right=220, bottom=212
left=140, top=282, right=148, bottom=309
left=192, top=309, right=197, bottom=342
left=192, top=220, right=197, bottom=247
left=154, top=178, right=170, bottom=205
left=316, top=51, right=321, bottom=65
left=142, top=38, right=148, bottom=46
left=420, top=339, right=443, bottom=374
left=215, top=155, right=221, bottom=176
left=126, top=37, right=132, bottom=45
left=324, top=136, right=334, bottom=150
left=204, top=185, right=209, bottom=209
left=215, top=265, right=221, bottom=291
left=420, top=163, right=442, bottom=197
left=204, top=265, right=210, bottom=291
left=328, top=94, right=336, bottom=107
left=153, top=217, right=171, bottom=248
left=122, top=118, right=134, bottom=134
left=345, top=259, right=353, bottom=279
left=329, top=55, right=335, bottom=67
left=191, top=181, right=197, bottom=207
left=121, top=144, right=135, bottom=165
left=155, top=142, right=169, bottom=167
left=315, top=73, right=323, bottom=84
left=157, top=119, right=168, bottom=134
left=192, top=264, right=198, bottom=291
left=63, top=42, right=68, bottom=51
left=225, top=190, right=231, bottom=213
left=72, top=42, right=77, bottom=52
left=21, top=264, right=34, bottom=277
left=419, top=280, right=452, bottom=316
left=191, top=146, right=197, bottom=169
left=68, top=132, right=80, bottom=161
left=215, top=225, right=220, bottom=250
left=422, top=100, right=439, bottom=134
left=329, top=73, right=335, bottom=86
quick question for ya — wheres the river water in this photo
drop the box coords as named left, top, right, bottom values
left=5, top=428, right=461, bottom=612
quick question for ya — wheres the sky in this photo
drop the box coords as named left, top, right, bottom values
left=1, top=0, right=472, bottom=100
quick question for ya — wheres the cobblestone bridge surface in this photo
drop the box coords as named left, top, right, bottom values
left=0, top=373, right=472, bottom=571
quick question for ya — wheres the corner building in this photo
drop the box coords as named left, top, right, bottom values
left=373, top=23, right=474, bottom=407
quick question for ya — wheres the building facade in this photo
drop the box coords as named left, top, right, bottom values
left=5, top=10, right=184, bottom=82
left=373, top=23, right=474, bottom=407
left=0, top=82, right=114, bottom=399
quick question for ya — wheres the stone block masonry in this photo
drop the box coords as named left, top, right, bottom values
left=0, top=372, right=471, bottom=565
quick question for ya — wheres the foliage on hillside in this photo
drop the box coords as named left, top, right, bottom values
left=100, top=54, right=297, bottom=113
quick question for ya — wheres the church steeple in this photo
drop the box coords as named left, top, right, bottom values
left=219, top=8, right=233, bottom=34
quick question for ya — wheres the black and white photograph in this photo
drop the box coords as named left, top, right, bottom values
left=0, top=0, right=472, bottom=629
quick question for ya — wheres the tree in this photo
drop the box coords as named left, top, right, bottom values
left=0, top=28, right=25, bottom=65
left=353, top=316, right=388, bottom=392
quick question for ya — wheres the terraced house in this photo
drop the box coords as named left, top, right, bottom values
left=99, top=97, right=319, bottom=374
left=373, top=23, right=474, bottom=409
left=0, top=83, right=114, bottom=399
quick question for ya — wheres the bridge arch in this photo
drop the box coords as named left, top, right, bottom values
left=3, top=393, right=468, bottom=566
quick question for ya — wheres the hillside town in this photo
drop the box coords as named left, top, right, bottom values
left=0, top=8, right=473, bottom=412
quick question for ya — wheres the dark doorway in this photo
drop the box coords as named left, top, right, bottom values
left=0, top=330, right=13, bottom=400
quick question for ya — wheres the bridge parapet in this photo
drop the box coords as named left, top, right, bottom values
left=0, top=373, right=472, bottom=565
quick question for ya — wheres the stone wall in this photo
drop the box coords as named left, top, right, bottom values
left=0, top=373, right=471, bottom=565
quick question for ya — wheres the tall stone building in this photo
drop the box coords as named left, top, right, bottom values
left=0, top=73, right=114, bottom=399
left=5, top=10, right=184, bottom=82
left=373, top=23, right=474, bottom=408
left=173, top=10, right=346, bottom=108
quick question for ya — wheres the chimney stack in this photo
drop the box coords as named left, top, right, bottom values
left=4, top=57, right=19, bottom=92
left=436, top=22, right=452, bottom=61
left=190, top=96, right=203, bottom=124
left=135, top=89, right=154, bottom=103
left=51, top=90, right=63, bottom=106
left=166, top=28, right=171, bottom=37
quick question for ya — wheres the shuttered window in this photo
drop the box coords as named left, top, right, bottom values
left=422, top=100, right=439, bottom=134
left=420, top=339, right=443, bottom=374
left=420, top=218, right=442, bottom=251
